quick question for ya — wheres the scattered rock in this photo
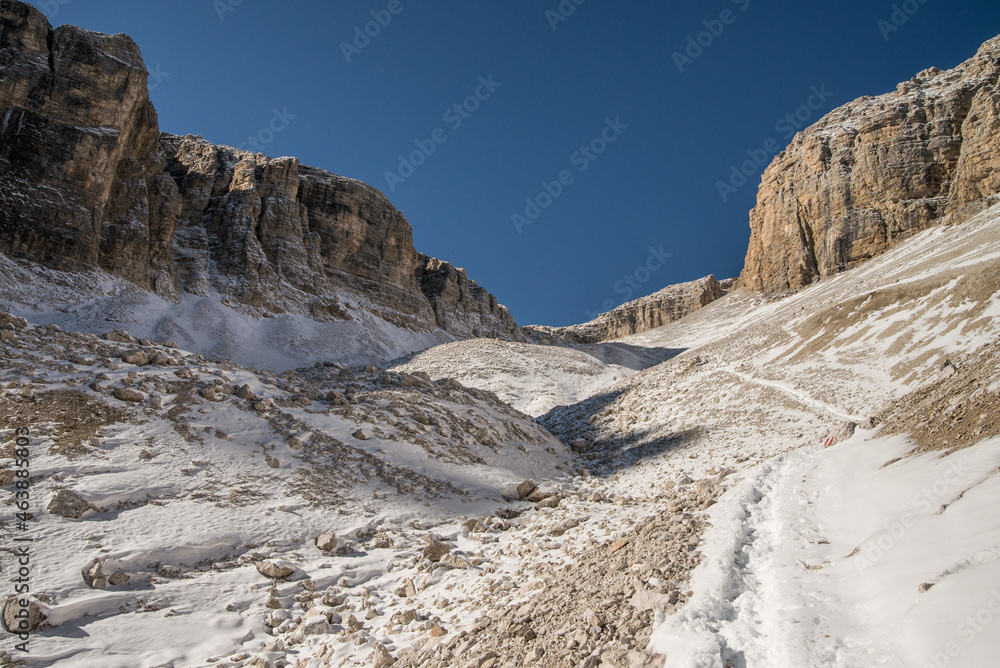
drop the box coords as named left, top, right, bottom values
left=422, top=539, right=451, bottom=563
left=113, top=387, right=147, bottom=403
left=315, top=532, right=337, bottom=552
left=105, top=330, right=137, bottom=344
left=47, top=489, right=93, bottom=518
left=1, top=596, right=45, bottom=634
left=235, top=384, right=258, bottom=401
left=397, top=578, right=418, bottom=599
left=120, top=350, right=149, bottom=366
left=370, top=642, right=395, bottom=667
left=301, top=615, right=330, bottom=636
left=256, top=560, right=295, bottom=580
left=516, top=480, right=538, bottom=499
left=535, top=497, right=560, bottom=510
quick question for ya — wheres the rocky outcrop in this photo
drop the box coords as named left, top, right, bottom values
left=0, top=0, right=176, bottom=290
left=160, top=134, right=437, bottom=329
left=0, top=0, right=519, bottom=342
left=415, top=254, right=525, bottom=341
left=526, top=275, right=730, bottom=344
left=740, top=35, right=1000, bottom=293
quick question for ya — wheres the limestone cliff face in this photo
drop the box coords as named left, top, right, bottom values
left=525, top=275, right=730, bottom=344
left=0, top=0, right=177, bottom=291
left=416, top=255, right=525, bottom=341
left=740, top=35, right=1000, bottom=293
left=0, top=0, right=520, bottom=341
left=159, top=135, right=437, bottom=330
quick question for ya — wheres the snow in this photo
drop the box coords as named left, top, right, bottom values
left=390, top=338, right=674, bottom=416
left=0, top=254, right=452, bottom=371
left=651, top=433, right=1000, bottom=668
left=1, top=201, right=999, bottom=665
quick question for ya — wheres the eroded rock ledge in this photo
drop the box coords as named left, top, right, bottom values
left=526, top=275, right=731, bottom=344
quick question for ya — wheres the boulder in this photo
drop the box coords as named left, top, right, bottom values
left=1, top=596, right=45, bottom=634
left=47, top=489, right=93, bottom=518
left=256, top=560, right=295, bottom=580
left=315, top=532, right=337, bottom=552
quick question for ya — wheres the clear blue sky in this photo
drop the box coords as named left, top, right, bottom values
left=27, top=0, right=1000, bottom=326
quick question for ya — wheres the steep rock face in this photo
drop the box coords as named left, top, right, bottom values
left=526, top=275, right=729, bottom=344
left=160, top=135, right=437, bottom=329
left=415, top=255, right=524, bottom=341
left=740, top=35, right=1000, bottom=293
left=0, top=1, right=519, bottom=342
left=0, top=0, right=177, bottom=291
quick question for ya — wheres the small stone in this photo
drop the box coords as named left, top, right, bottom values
left=105, top=330, right=136, bottom=343
left=235, top=384, right=258, bottom=401
left=442, top=554, right=472, bottom=570
left=397, top=578, right=418, bottom=598
left=301, top=615, right=330, bottom=635
left=256, top=560, right=295, bottom=580
left=423, top=539, right=450, bottom=563
left=526, top=489, right=552, bottom=503
left=516, top=480, right=538, bottom=499
left=108, top=571, right=130, bottom=586
left=370, top=642, right=394, bottom=667
left=120, top=350, right=149, bottom=366
left=1, top=596, right=45, bottom=634
left=315, top=532, right=337, bottom=552
left=113, top=387, right=147, bottom=403
left=608, top=538, right=628, bottom=555
left=48, top=489, right=92, bottom=518
left=535, top=497, right=560, bottom=510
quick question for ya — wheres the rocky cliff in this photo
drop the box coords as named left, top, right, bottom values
left=740, top=35, right=1000, bottom=293
left=525, top=275, right=730, bottom=344
left=0, top=0, right=520, bottom=345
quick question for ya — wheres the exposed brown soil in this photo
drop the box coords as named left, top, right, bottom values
left=0, top=389, right=127, bottom=459
left=877, top=339, right=1000, bottom=453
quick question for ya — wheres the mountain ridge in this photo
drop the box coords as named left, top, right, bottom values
left=0, top=0, right=522, bottom=357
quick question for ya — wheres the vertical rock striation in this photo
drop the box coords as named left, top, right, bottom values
left=0, top=0, right=520, bottom=342
left=740, top=35, right=1000, bottom=294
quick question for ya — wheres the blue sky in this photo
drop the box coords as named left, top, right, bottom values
left=28, top=0, right=1000, bottom=326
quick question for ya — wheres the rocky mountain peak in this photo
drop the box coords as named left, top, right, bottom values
left=739, top=32, right=1000, bottom=294
left=0, top=0, right=521, bottom=358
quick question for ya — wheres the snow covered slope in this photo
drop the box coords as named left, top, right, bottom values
left=1, top=205, right=998, bottom=668
left=0, top=254, right=453, bottom=370
left=0, top=324, right=573, bottom=666
left=390, top=338, right=679, bottom=416
left=652, top=433, right=1000, bottom=668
